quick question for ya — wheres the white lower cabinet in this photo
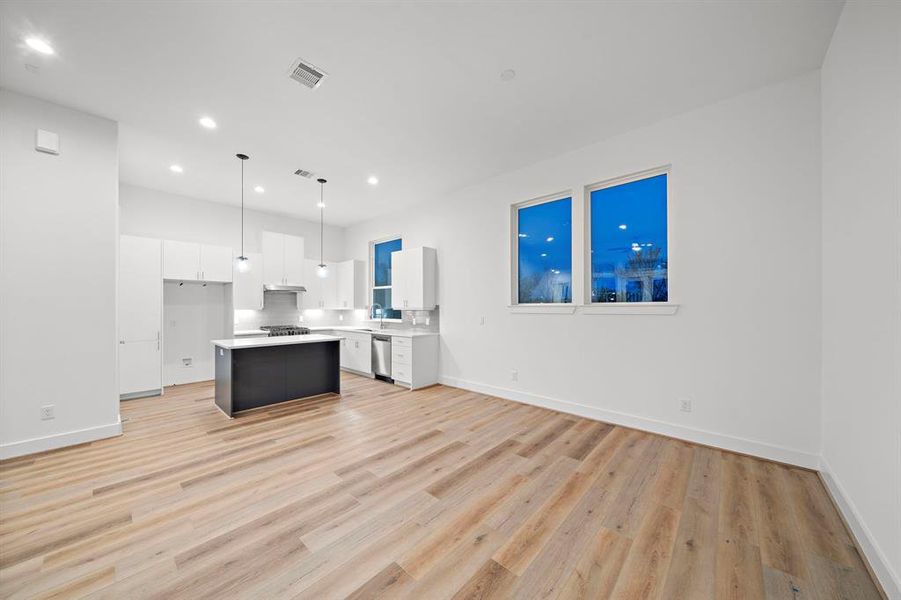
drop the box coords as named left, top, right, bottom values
left=340, top=331, right=372, bottom=374
left=390, top=335, right=438, bottom=390
left=120, top=339, right=161, bottom=396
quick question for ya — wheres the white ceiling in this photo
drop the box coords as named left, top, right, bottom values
left=1, top=1, right=842, bottom=227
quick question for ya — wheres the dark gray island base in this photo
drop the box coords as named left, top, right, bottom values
left=211, top=334, right=341, bottom=417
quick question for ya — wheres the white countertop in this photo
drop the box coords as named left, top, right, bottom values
left=212, top=333, right=340, bottom=350
left=307, top=326, right=438, bottom=338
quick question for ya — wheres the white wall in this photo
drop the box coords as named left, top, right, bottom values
left=119, top=184, right=346, bottom=262
left=820, top=2, right=901, bottom=595
left=345, top=72, right=824, bottom=466
left=0, top=90, right=121, bottom=458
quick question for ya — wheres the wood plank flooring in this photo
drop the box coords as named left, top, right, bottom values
left=0, top=374, right=883, bottom=599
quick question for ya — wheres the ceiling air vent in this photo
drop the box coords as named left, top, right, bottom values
left=294, top=169, right=314, bottom=179
left=288, top=58, right=327, bottom=89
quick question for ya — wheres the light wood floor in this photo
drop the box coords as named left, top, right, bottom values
left=0, top=374, right=882, bottom=599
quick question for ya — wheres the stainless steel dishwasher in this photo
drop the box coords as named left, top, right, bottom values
left=372, top=335, right=392, bottom=382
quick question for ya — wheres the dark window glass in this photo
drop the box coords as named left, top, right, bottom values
left=373, top=238, right=402, bottom=287
left=517, top=197, right=572, bottom=303
left=590, top=174, right=668, bottom=303
left=372, top=288, right=400, bottom=320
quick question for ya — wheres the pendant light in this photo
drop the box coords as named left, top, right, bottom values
left=316, top=178, right=328, bottom=278
left=235, top=153, right=250, bottom=272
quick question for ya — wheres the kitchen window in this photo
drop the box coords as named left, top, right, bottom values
left=588, top=168, right=668, bottom=304
left=370, top=237, right=402, bottom=320
left=511, top=193, right=573, bottom=306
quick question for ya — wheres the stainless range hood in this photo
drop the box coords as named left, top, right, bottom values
left=263, top=284, right=307, bottom=293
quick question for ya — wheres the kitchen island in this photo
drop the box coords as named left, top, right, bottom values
left=211, top=334, right=341, bottom=417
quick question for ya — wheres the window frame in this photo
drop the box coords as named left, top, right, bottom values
left=369, top=235, right=404, bottom=322
left=582, top=165, right=677, bottom=314
left=509, top=190, right=575, bottom=309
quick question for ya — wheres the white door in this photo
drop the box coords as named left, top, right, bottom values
left=262, top=231, right=285, bottom=285
left=390, top=250, right=408, bottom=310
left=233, top=252, right=263, bottom=310
left=200, top=244, right=233, bottom=282
left=163, top=240, right=200, bottom=280
left=283, top=235, right=305, bottom=286
left=302, top=259, right=322, bottom=309
left=120, top=340, right=161, bottom=395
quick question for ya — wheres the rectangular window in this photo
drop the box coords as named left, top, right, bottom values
left=371, top=237, right=402, bottom=319
left=513, top=195, right=572, bottom=304
left=588, top=170, right=668, bottom=303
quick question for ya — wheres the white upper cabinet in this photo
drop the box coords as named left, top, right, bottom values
left=163, top=240, right=200, bottom=281
left=336, top=260, right=366, bottom=309
left=163, top=240, right=233, bottom=282
left=262, top=231, right=304, bottom=286
left=390, top=247, right=437, bottom=310
left=283, top=235, right=305, bottom=286
left=200, top=245, right=233, bottom=282
left=302, top=258, right=340, bottom=309
left=120, top=235, right=162, bottom=342
left=302, top=259, right=323, bottom=309
left=233, top=252, right=264, bottom=310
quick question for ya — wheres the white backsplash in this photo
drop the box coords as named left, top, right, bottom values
left=234, top=291, right=439, bottom=333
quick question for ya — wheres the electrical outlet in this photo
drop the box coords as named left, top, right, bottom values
left=680, top=398, right=692, bottom=412
left=40, top=405, right=55, bottom=420
left=511, top=369, right=518, bottom=382
left=182, top=357, right=193, bottom=367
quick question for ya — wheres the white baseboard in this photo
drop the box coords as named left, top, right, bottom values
left=438, top=375, right=820, bottom=469
left=818, top=457, right=900, bottom=599
left=0, top=419, right=122, bottom=460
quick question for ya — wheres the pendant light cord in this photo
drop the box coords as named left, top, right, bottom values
left=319, top=180, right=324, bottom=266
left=240, top=159, right=245, bottom=258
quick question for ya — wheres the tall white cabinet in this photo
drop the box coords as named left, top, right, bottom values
left=262, top=232, right=305, bottom=287
left=391, top=247, right=437, bottom=310
left=119, top=235, right=162, bottom=397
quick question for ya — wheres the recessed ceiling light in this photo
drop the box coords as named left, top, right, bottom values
left=254, top=185, right=264, bottom=194
left=169, top=164, right=184, bottom=173
left=546, top=236, right=554, bottom=242
left=500, top=69, right=516, bottom=82
left=198, top=116, right=217, bottom=129
left=540, top=253, right=547, bottom=257
left=518, top=233, right=528, bottom=238
left=618, top=224, right=627, bottom=230
left=367, top=176, right=379, bottom=186
left=25, top=37, right=54, bottom=55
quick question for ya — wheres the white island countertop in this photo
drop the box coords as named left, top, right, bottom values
left=212, top=333, right=340, bottom=350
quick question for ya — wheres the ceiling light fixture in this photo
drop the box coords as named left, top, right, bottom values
left=25, top=37, right=54, bottom=55
left=367, top=176, right=379, bottom=186
left=254, top=185, right=264, bottom=194
left=198, top=116, right=217, bottom=129
left=618, top=224, right=627, bottom=230
left=500, top=69, right=516, bottom=82
left=169, top=164, right=184, bottom=173
left=316, top=178, right=328, bottom=278
left=546, top=236, right=554, bottom=242
left=235, top=154, right=250, bottom=272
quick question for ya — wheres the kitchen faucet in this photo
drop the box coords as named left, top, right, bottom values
left=370, top=303, right=385, bottom=330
